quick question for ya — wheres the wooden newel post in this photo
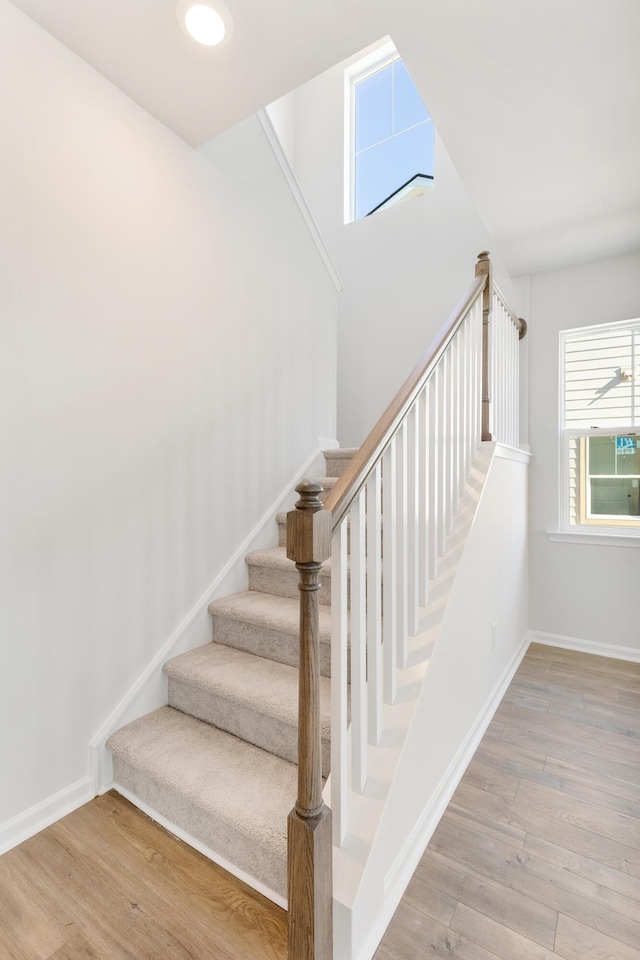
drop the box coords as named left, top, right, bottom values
left=286, top=481, right=333, bottom=960
left=475, top=251, right=493, bottom=441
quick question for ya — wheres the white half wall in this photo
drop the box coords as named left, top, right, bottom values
left=528, top=252, right=640, bottom=652
left=0, top=0, right=337, bottom=833
left=341, top=445, right=530, bottom=960
left=270, top=49, right=526, bottom=448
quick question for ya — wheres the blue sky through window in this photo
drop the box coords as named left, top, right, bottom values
left=354, top=58, right=433, bottom=220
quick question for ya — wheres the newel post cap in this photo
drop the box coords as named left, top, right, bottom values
left=286, top=481, right=331, bottom=564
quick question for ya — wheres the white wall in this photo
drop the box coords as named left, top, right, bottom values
left=271, top=51, right=525, bottom=447
left=0, top=0, right=337, bottom=829
left=528, top=252, right=640, bottom=651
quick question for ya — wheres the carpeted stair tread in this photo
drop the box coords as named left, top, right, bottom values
left=245, top=546, right=334, bottom=604
left=208, top=590, right=334, bottom=676
left=107, top=706, right=294, bottom=896
left=164, top=643, right=331, bottom=774
left=208, top=590, right=331, bottom=637
left=324, top=449, right=358, bottom=477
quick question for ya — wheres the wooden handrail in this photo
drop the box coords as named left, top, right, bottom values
left=324, top=271, right=487, bottom=530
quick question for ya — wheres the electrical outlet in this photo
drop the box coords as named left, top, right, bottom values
left=491, top=623, right=497, bottom=651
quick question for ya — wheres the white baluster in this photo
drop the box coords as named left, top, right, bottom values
left=397, top=419, right=409, bottom=665
left=331, top=522, right=348, bottom=846
left=349, top=491, right=367, bottom=794
left=366, top=462, right=382, bottom=746
left=437, top=354, right=447, bottom=556
left=418, top=386, right=430, bottom=608
left=408, top=399, right=422, bottom=634
left=382, top=439, right=397, bottom=704
left=429, top=368, right=439, bottom=577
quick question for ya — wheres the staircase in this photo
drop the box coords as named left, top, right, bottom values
left=106, top=253, right=527, bottom=960
left=106, top=449, right=355, bottom=901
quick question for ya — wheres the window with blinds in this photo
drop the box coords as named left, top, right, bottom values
left=561, top=319, right=640, bottom=529
left=563, top=321, right=639, bottom=428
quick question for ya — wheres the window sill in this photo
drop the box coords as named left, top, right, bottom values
left=547, top=529, right=640, bottom=547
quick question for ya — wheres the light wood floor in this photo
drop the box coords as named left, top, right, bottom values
left=1, top=643, right=639, bottom=960
left=0, top=790, right=287, bottom=960
left=375, top=643, right=640, bottom=960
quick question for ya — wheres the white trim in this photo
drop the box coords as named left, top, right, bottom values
left=256, top=109, right=344, bottom=293
left=547, top=529, right=640, bottom=547
left=89, top=442, right=334, bottom=792
left=529, top=630, right=640, bottom=663
left=493, top=443, right=532, bottom=464
left=108, top=782, right=287, bottom=909
left=0, top=778, right=93, bottom=856
left=354, top=632, right=531, bottom=960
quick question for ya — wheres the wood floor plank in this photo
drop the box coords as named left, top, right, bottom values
left=474, top=736, right=547, bottom=772
left=46, top=932, right=100, bottom=959
left=501, top=690, right=551, bottom=712
left=0, top=849, right=73, bottom=960
left=524, top=833, right=640, bottom=904
left=376, top=900, right=503, bottom=960
left=60, top=793, right=286, bottom=960
left=416, top=850, right=558, bottom=949
left=430, top=817, right=640, bottom=951
left=547, top=696, right=640, bottom=738
left=543, top=755, right=640, bottom=806
left=451, top=780, right=640, bottom=880
left=450, top=902, right=563, bottom=960
left=467, top=741, right=640, bottom=820
left=459, top=759, right=520, bottom=800
left=2, top=794, right=286, bottom=960
left=620, top=690, right=640, bottom=710
left=375, top=645, right=640, bottom=960
left=514, top=778, right=640, bottom=850
left=402, top=873, right=458, bottom=927
left=442, top=804, right=527, bottom=850
left=497, top=706, right=640, bottom=763
left=555, top=914, right=640, bottom=960
left=498, top=724, right=640, bottom=784
left=484, top=720, right=505, bottom=741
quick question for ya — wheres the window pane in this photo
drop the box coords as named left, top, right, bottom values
left=588, top=436, right=616, bottom=475
left=355, top=64, right=393, bottom=153
left=355, top=121, right=434, bottom=219
left=590, top=478, right=640, bottom=516
left=588, top=435, right=640, bottom=475
left=393, top=61, right=431, bottom=133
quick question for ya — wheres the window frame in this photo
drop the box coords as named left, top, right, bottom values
left=558, top=320, right=640, bottom=537
left=343, top=41, right=433, bottom=224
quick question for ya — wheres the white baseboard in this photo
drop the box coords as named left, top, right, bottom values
left=355, top=632, right=530, bottom=960
left=89, top=442, right=336, bottom=793
left=108, top=782, right=287, bottom=910
left=0, top=778, right=93, bottom=856
left=528, top=630, right=640, bottom=663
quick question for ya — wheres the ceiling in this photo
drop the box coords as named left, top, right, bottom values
left=9, top=0, right=640, bottom=276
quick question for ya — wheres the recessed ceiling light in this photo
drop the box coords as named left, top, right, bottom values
left=177, top=1, right=233, bottom=48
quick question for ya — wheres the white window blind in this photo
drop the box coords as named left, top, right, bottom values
left=563, top=320, right=639, bottom=428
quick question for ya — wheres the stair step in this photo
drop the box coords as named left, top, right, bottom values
left=246, top=546, right=334, bottom=605
left=107, top=706, right=294, bottom=897
left=164, top=643, right=331, bottom=776
left=208, top=591, right=333, bottom=677
left=324, top=448, right=358, bottom=478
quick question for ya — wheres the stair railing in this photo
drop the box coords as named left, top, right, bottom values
left=286, top=252, right=525, bottom=960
